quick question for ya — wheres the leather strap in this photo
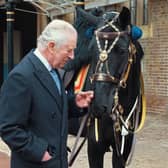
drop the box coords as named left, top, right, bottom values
left=96, top=31, right=129, bottom=39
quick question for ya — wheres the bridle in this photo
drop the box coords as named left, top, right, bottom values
left=90, top=20, right=136, bottom=89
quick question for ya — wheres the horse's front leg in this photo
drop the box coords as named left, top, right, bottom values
left=111, top=132, right=134, bottom=168
left=112, top=149, right=125, bottom=168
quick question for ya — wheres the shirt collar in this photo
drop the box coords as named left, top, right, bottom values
left=34, top=48, right=52, bottom=72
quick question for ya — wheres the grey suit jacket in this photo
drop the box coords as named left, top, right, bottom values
left=0, top=50, right=70, bottom=168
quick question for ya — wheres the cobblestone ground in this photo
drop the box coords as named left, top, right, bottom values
left=0, top=112, right=168, bottom=168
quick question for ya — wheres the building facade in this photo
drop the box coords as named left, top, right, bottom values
left=139, top=0, right=168, bottom=114
left=0, top=0, right=167, bottom=114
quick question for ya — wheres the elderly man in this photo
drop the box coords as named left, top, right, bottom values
left=0, top=19, right=93, bottom=168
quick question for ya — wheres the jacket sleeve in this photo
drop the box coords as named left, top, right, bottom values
left=0, top=73, right=48, bottom=162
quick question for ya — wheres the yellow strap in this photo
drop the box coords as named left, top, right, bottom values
left=135, top=71, right=146, bottom=133
left=74, top=64, right=90, bottom=93
left=95, top=118, right=99, bottom=142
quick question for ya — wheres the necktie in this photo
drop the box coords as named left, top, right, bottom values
left=50, top=69, right=61, bottom=94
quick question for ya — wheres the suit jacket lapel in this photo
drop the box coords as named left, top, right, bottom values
left=28, top=52, right=63, bottom=111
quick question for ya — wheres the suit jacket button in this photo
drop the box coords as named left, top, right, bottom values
left=51, top=112, right=56, bottom=119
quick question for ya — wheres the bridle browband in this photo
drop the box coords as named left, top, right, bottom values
left=96, top=31, right=129, bottom=40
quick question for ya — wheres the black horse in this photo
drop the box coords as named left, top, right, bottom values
left=64, top=6, right=145, bottom=168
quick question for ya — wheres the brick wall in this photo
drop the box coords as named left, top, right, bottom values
left=141, top=0, right=168, bottom=114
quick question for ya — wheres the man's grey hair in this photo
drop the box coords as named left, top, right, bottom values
left=37, top=19, right=77, bottom=49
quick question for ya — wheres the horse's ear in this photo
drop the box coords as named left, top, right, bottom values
left=118, top=7, right=131, bottom=29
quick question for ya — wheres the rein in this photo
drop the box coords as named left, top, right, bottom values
left=68, top=113, right=89, bottom=167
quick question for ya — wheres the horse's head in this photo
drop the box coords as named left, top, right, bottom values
left=88, top=7, right=137, bottom=118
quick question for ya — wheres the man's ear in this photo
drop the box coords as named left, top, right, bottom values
left=47, top=41, right=56, bottom=53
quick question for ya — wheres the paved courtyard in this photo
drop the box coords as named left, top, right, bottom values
left=68, top=112, right=168, bottom=168
left=0, top=112, right=168, bottom=168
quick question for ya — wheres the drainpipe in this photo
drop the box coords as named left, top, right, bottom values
left=5, top=0, right=22, bottom=73
left=6, top=0, right=15, bottom=73
left=130, top=0, right=137, bottom=25
left=143, top=0, right=148, bottom=25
